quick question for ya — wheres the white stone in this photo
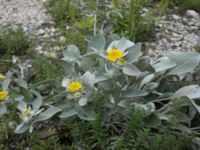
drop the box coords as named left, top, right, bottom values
left=190, top=26, right=199, bottom=30
left=142, top=8, right=149, bottom=13
left=53, top=46, right=60, bottom=51
left=186, top=10, right=199, bottom=19
left=172, top=32, right=180, bottom=37
left=184, top=33, right=199, bottom=45
left=35, top=45, right=43, bottom=51
left=37, top=29, right=45, bottom=35
left=187, top=21, right=195, bottom=26
left=172, top=14, right=181, bottom=20
left=59, top=36, right=66, bottom=43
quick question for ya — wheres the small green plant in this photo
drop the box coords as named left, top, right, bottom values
left=113, top=110, right=192, bottom=150
left=0, top=26, right=33, bottom=73
left=156, top=0, right=175, bottom=15
left=128, top=0, right=152, bottom=41
left=62, top=29, right=87, bottom=53
left=195, top=44, right=200, bottom=53
left=102, top=0, right=155, bottom=42
left=156, top=0, right=200, bottom=13
left=0, top=26, right=33, bottom=57
left=45, top=0, right=80, bottom=26
left=74, top=17, right=94, bottom=30
left=0, top=131, right=64, bottom=149
left=176, top=0, right=200, bottom=12
left=27, top=55, right=64, bottom=83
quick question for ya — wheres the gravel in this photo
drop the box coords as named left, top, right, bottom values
left=146, top=9, right=200, bottom=59
left=0, top=0, right=53, bottom=31
left=0, top=0, right=62, bottom=54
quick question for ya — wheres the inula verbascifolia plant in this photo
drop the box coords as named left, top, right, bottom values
left=1, top=33, right=200, bottom=139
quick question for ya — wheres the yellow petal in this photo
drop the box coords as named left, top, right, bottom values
left=22, top=107, right=31, bottom=117
left=118, top=58, right=126, bottom=66
left=0, top=91, right=9, bottom=100
left=0, top=74, right=6, bottom=80
left=106, top=48, right=124, bottom=62
left=68, top=82, right=83, bottom=92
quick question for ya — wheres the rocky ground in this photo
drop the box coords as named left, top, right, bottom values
left=146, top=9, right=200, bottom=59
left=0, top=0, right=199, bottom=58
left=0, top=0, right=51, bottom=31
left=0, top=0, right=62, bottom=54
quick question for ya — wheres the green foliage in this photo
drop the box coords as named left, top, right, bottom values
left=156, top=0, right=200, bottom=13
left=148, top=131, right=191, bottom=150
left=46, top=0, right=89, bottom=52
left=175, top=0, right=200, bottom=12
left=74, top=17, right=94, bottom=30
left=0, top=26, right=33, bottom=73
left=0, top=132, right=64, bottom=149
left=2, top=1, right=200, bottom=148
left=102, top=0, right=155, bottom=42
left=56, top=110, right=192, bottom=149
left=46, top=0, right=155, bottom=44
left=62, top=29, right=87, bottom=53
left=156, top=0, right=175, bottom=15
left=195, top=44, right=200, bottom=53
left=128, top=0, right=154, bottom=41
left=1, top=32, right=200, bottom=148
left=113, top=111, right=192, bottom=150
left=28, top=55, right=64, bottom=83
left=45, top=0, right=80, bottom=25
left=0, top=26, right=33, bottom=57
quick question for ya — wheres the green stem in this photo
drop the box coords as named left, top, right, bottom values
left=2, top=116, right=8, bottom=139
left=129, top=0, right=135, bottom=41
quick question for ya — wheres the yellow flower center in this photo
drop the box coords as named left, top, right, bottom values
left=118, top=58, right=126, bottom=66
left=22, top=107, right=31, bottom=117
left=0, top=91, right=9, bottom=100
left=68, top=82, right=83, bottom=92
left=106, top=48, right=124, bottom=62
left=47, top=52, right=57, bottom=57
left=0, top=74, right=6, bottom=80
left=74, top=92, right=82, bottom=98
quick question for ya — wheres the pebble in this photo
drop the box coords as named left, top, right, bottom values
left=186, top=10, right=199, bottom=19
left=37, top=29, right=45, bottom=36
left=184, top=33, right=199, bottom=45
left=59, top=36, right=66, bottom=43
left=172, top=14, right=181, bottom=21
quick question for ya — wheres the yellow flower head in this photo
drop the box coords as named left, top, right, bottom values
left=0, top=74, right=6, bottom=80
left=106, top=48, right=124, bottom=62
left=22, top=107, right=31, bottom=117
left=0, top=91, right=9, bottom=100
left=68, top=82, right=83, bottom=93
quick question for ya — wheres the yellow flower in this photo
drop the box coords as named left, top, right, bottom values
left=0, top=74, right=6, bottom=80
left=118, top=58, right=126, bottom=66
left=0, top=91, right=9, bottom=100
left=22, top=107, right=31, bottom=117
left=68, top=82, right=83, bottom=92
left=47, top=52, right=57, bottom=57
left=106, top=48, right=124, bottom=62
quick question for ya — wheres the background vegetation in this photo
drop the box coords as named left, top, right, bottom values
left=0, top=0, right=200, bottom=149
